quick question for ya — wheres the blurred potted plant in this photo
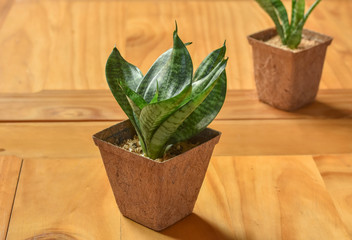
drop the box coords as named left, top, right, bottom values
left=248, top=0, right=332, bottom=111
left=93, top=24, right=228, bottom=231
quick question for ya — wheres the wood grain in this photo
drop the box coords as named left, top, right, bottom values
left=0, top=0, right=351, bottom=93
left=6, top=156, right=350, bottom=239
left=0, top=0, right=14, bottom=29
left=314, top=154, right=352, bottom=238
left=6, top=158, right=121, bottom=240
left=0, top=89, right=351, bottom=122
left=203, top=155, right=349, bottom=239
left=0, top=155, right=22, bottom=240
left=0, top=119, right=351, bottom=159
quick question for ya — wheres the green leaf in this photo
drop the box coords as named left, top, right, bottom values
left=158, top=27, right=193, bottom=101
left=136, top=48, right=172, bottom=102
left=169, top=71, right=227, bottom=144
left=105, top=47, right=147, bottom=151
left=286, top=27, right=303, bottom=49
left=136, top=26, right=193, bottom=103
left=119, top=81, right=147, bottom=117
left=287, top=0, right=304, bottom=46
left=139, top=84, right=192, bottom=148
left=270, top=0, right=290, bottom=42
left=301, top=0, right=321, bottom=26
left=255, top=0, right=285, bottom=42
left=287, top=0, right=321, bottom=49
left=149, top=81, right=159, bottom=104
left=105, top=47, right=143, bottom=121
left=193, top=42, right=226, bottom=82
left=291, top=0, right=305, bottom=29
left=147, top=59, right=228, bottom=159
left=191, top=59, right=227, bottom=98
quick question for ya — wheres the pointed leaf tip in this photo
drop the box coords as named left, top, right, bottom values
left=175, top=20, right=178, bottom=32
left=112, top=46, right=120, bottom=56
left=223, top=40, right=226, bottom=46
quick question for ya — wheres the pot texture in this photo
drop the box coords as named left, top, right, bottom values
left=248, top=28, right=332, bottom=111
left=93, top=120, right=221, bottom=231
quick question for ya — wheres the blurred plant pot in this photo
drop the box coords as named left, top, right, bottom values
left=93, top=119, right=221, bottom=231
left=248, top=28, right=333, bottom=111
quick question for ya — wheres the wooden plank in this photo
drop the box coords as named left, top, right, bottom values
left=0, top=156, right=22, bottom=240
left=7, top=156, right=350, bottom=239
left=6, top=158, right=121, bottom=239
left=314, top=154, right=352, bottom=238
left=121, top=156, right=350, bottom=239
left=0, top=89, right=351, bottom=122
left=0, top=0, right=351, bottom=93
left=0, top=0, right=125, bottom=93
left=0, top=119, right=351, bottom=159
left=0, top=0, right=14, bottom=30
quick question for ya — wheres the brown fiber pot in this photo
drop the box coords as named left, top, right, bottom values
left=248, top=28, right=333, bottom=111
left=93, top=120, right=221, bottom=231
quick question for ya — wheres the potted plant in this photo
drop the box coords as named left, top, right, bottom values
left=93, top=24, right=228, bottom=231
left=248, top=0, right=333, bottom=111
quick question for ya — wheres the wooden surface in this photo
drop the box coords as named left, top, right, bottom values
left=0, top=156, right=22, bottom=240
left=0, top=0, right=352, bottom=93
left=0, top=89, right=351, bottom=159
left=0, top=119, right=351, bottom=159
left=0, top=0, right=351, bottom=239
left=314, top=154, right=352, bottom=238
left=0, top=89, right=351, bottom=122
left=5, top=156, right=351, bottom=240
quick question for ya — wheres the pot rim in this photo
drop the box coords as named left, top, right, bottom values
left=93, top=119, right=222, bottom=164
left=247, top=28, right=333, bottom=55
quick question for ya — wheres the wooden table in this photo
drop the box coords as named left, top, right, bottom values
left=1, top=154, right=351, bottom=239
left=1, top=0, right=352, bottom=239
left=1, top=89, right=351, bottom=240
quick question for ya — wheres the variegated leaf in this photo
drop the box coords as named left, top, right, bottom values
left=169, top=71, right=227, bottom=144
left=255, top=0, right=285, bottom=42
left=147, top=59, right=228, bottom=159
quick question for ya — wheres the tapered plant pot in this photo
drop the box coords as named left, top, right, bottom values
left=93, top=120, right=221, bottom=231
left=248, top=28, right=333, bottom=111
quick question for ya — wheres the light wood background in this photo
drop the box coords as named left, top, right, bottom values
left=0, top=0, right=351, bottom=239
left=0, top=0, right=352, bottom=93
left=4, top=155, right=352, bottom=240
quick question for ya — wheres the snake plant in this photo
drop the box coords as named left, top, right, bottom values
left=255, top=0, right=321, bottom=49
left=106, top=25, right=228, bottom=159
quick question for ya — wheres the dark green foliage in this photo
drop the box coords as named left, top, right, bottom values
left=106, top=25, right=228, bottom=159
left=255, top=0, right=321, bottom=49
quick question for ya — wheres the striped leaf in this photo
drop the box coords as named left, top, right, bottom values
left=147, top=59, right=228, bottom=159
left=119, top=81, right=147, bottom=117
left=291, top=0, right=305, bottom=30
left=169, top=71, right=227, bottom=144
left=255, top=0, right=285, bottom=42
left=302, top=0, right=322, bottom=25
left=136, top=26, right=192, bottom=103
left=105, top=47, right=143, bottom=122
left=136, top=42, right=193, bottom=103
left=270, top=0, right=290, bottom=42
left=139, top=84, right=192, bottom=147
left=256, top=0, right=321, bottom=49
left=194, top=42, right=226, bottom=82
left=287, top=0, right=321, bottom=49
left=105, top=47, right=147, bottom=151
left=106, top=26, right=228, bottom=159
left=136, top=48, right=172, bottom=103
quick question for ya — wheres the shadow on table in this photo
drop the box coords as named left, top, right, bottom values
left=292, top=100, right=351, bottom=118
left=161, top=213, right=236, bottom=240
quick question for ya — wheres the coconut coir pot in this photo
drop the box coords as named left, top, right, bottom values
left=93, top=120, right=221, bottom=231
left=248, top=28, right=332, bottom=111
